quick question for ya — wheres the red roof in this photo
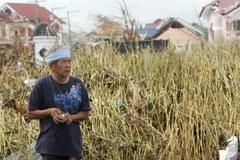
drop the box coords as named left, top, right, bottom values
left=6, top=3, right=65, bottom=24
left=145, top=18, right=163, bottom=29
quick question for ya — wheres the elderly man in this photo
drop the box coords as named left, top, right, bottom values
left=28, top=46, right=91, bottom=160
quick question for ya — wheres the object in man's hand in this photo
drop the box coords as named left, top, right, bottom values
left=60, top=113, right=65, bottom=123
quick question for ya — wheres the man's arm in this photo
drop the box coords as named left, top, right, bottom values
left=28, top=108, right=63, bottom=124
left=71, top=111, right=90, bottom=122
left=64, top=111, right=90, bottom=125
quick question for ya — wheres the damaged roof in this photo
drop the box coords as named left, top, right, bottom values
left=152, top=18, right=205, bottom=39
left=88, top=23, right=125, bottom=35
left=32, top=23, right=56, bottom=36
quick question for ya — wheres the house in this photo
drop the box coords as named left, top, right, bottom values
left=0, top=36, right=13, bottom=67
left=137, top=18, right=163, bottom=40
left=87, top=22, right=125, bottom=42
left=0, top=3, right=65, bottom=47
left=0, top=10, right=33, bottom=45
left=152, top=18, right=205, bottom=51
left=199, top=0, right=240, bottom=42
left=0, top=36, right=12, bottom=45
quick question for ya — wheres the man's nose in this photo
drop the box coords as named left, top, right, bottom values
left=65, top=62, right=71, bottom=67
left=65, top=60, right=71, bottom=66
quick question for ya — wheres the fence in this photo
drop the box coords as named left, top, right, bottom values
left=112, top=39, right=169, bottom=54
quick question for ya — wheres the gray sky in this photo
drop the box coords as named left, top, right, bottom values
left=0, top=0, right=213, bottom=32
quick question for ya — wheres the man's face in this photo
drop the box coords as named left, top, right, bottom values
left=52, top=58, right=71, bottom=78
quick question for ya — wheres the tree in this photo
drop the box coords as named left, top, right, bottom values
left=119, top=0, right=139, bottom=41
left=91, top=0, right=140, bottom=41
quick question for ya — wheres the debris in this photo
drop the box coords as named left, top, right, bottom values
left=219, top=136, right=238, bottom=160
left=4, top=141, right=41, bottom=160
left=115, top=99, right=124, bottom=108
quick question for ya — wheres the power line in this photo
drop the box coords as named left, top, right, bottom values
left=51, top=7, right=66, bottom=15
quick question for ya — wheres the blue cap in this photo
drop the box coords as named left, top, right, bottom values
left=46, top=46, right=71, bottom=63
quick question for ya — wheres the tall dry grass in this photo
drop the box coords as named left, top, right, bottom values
left=1, top=41, right=240, bottom=159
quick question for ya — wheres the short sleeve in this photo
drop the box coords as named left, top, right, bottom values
left=28, top=80, right=44, bottom=111
left=80, top=81, right=91, bottom=111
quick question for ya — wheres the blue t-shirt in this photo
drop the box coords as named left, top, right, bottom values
left=28, top=75, right=90, bottom=158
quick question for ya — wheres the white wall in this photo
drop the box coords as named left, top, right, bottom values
left=207, top=8, right=240, bottom=42
left=33, top=36, right=56, bottom=67
left=208, top=12, right=224, bottom=42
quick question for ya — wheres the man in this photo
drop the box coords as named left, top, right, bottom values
left=28, top=46, right=91, bottom=160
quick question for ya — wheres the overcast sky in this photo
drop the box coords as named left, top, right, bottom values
left=0, top=0, right=213, bottom=32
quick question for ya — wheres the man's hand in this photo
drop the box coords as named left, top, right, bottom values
left=63, top=112, right=73, bottom=125
left=49, top=108, right=62, bottom=124
left=23, top=110, right=31, bottom=123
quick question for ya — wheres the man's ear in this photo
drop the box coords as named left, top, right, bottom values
left=49, top=63, right=55, bottom=71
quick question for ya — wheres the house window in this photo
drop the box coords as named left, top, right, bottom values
left=233, top=20, right=240, bottom=31
left=4, top=8, right=11, bottom=15
left=232, top=20, right=240, bottom=36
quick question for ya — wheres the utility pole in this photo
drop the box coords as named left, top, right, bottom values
left=51, top=7, right=66, bottom=28
left=67, top=10, right=80, bottom=46
left=28, top=0, right=45, bottom=24
left=51, top=7, right=65, bottom=44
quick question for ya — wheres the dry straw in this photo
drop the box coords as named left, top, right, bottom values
left=1, top=41, right=240, bottom=159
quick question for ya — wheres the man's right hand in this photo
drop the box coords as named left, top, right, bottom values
left=49, top=108, right=62, bottom=124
